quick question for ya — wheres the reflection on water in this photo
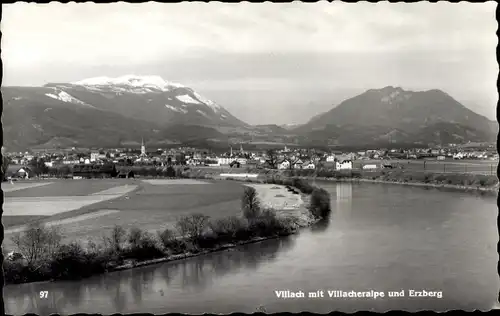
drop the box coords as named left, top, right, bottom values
left=335, top=182, right=352, bottom=220
left=5, top=183, right=498, bottom=314
left=5, top=235, right=295, bottom=315
left=310, top=217, right=331, bottom=233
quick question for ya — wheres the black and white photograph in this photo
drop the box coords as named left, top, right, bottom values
left=1, top=1, right=498, bottom=314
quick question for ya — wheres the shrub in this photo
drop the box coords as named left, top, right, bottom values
left=424, top=173, right=433, bottom=183
left=128, top=227, right=143, bottom=249
left=102, top=225, right=126, bottom=254
left=434, top=174, right=447, bottom=183
left=242, top=187, right=261, bottom=221
left=11, top=222, right=62, bottom=265
left=308, top=188, right=331, bottom=219
left=291, top=178, right=314, bottom=194
left=484, top=176, right=498, bottom=187
left=175, top=213, right=211, bottom=241
left=50, top=242, right=105, bottom=280
left=249, top=209, right=293, bottom=237
left=351, top=170, right=362, bottom=178
left=4, top=260, right=51, bottom=284
left=124, top=228, right=164, bottom=261
left=166, top=166, right=176, bottom=178
left=208, top=216, right=248, bottom=242
left=157, top=228, right=189, bottom=254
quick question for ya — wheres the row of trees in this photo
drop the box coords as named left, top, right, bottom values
left=1, top=156, right=49, bottom=180
left=264, top=149, right=313, bottom=170
left=2, top=155, right=11, bottom=181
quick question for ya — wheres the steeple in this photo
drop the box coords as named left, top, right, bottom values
left=141, top=138, right=146, bottom=157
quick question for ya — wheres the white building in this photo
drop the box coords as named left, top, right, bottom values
left=63, top=160, right=80, bottom=165
left=217, top=157, right=234, bottom=165
left=336, top=160, right=353, bottom=170
left=278, top=160, right=290, bottom=170
left=236, top=158, right=247, bottom=165
left=90, top=152, right=99, bottom=162
left=326, top=154, right=336, bottom=162
left=303, top=162, right=316, bottom=169
left=362, top=164, right=378, bottom=170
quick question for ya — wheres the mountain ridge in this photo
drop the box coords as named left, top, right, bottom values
left=294, top=86, right=497, bottom=146
left=2, top=80, right=496, bottom=151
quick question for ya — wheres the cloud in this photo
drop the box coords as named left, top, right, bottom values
left=2, top=2, right=496, bottom=67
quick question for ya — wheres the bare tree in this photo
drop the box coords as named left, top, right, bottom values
left=102, top=225, right=126, bottom=253
left=2, top=155, right=11, bottom=181
left=265, top=149, right=278, bottom=169
left=11, top=222, right=62, bottom=265
left=241, top=186, right=261, bottom=221
left=175, top=213, right=211, bottom=240
left=29, top=157, right=49, bottom=177
left=287, top=155, right=303, bottom=170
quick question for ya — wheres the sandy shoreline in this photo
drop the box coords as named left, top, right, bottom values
left=243, top=183, right=315, bottom=227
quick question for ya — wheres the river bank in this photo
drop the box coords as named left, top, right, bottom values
left=184, top=167, right=498, bottom=195
left=4, top=181, right=325, bottom=285
left=311, top=176, right=499, bottom=194
left=111, top=181, right=317, bottom=273
left=111, top=233, right=296, bottom=272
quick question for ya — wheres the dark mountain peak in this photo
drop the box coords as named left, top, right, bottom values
left=295, top=85, right=496, bottom=146
left=422, top=88, right=451, bottom=97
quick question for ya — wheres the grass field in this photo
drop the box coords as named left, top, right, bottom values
left=3, top=179, right=132, bottom=198
left=1, top=182, right=53, bottom=193
left=2, top=178, right=247, bottom=251
left=353, top=159, right=498, bottom=175
left=190, top=159, right=498, bottom=176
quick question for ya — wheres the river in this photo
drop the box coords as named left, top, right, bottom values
left=4, top=182, right=498, bottom=314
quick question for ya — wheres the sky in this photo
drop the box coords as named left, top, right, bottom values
left=2, top=2, right=498, bottom=125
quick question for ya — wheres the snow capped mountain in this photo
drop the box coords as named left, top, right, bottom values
left=165, top=104, right=188, bottom=114
left=34, top=75, right=242, bottom=124
left=176, top=94, right=202, bottom=105
left=45, top=90, right=95, bottom=108
left=3, top=75, right=249, bottom=150
left=71, top=74, right=184, bottom=92
left=192, top=91, right=221, bottom=113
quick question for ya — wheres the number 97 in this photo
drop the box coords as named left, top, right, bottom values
left=39, top=291, right=48, bottom=299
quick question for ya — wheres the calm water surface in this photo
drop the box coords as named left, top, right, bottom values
left=5, top=182, right=499, bottom=314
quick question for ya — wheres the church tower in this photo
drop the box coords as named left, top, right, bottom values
left=141, top=138, right=146, bottom=157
